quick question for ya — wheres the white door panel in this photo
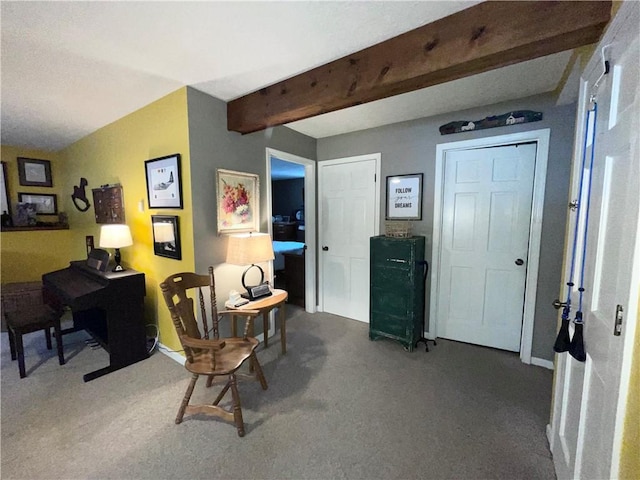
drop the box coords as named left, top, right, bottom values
left=438, top=143, right=536, bottom=351
left=549, top=4, right=639, bottom=478
left=319, top=156, right=378, bottom=322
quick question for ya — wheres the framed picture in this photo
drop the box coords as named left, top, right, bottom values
left=18, top=157, right=53, bottom=187
left=144, top=153, right=182, bottom=209
left=152, top=215, right=181, bottom=260
left=216, top=169, right=259, bottom=235
left=1, top=162, right=10, bottom=218
left=386, top=173, right=423, bottom=220
left=17, top=192, right=58, bottom=215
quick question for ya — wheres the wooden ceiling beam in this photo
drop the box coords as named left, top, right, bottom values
left=227, top=1, right=611, bottom=134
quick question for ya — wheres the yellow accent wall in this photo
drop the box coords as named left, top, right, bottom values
left=60, top=88, right=192, bottom=352
left=0, top=146, right=74, bottom=282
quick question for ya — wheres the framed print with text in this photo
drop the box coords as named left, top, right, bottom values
left=386, top=173, right=423, bottom=220
left=145, top=153, right=183, bottom=209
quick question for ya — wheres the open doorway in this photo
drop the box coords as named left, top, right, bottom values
left=266, top=148, right=316, bottom=313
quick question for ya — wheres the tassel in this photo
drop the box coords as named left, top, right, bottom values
left=553, top=306, right=572, bottom=352
left=569, top=313, right=586, bottom=362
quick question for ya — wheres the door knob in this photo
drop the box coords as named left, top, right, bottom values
left=552, top=299, right=567, bottom=310
left=322, top=246, right=329, bottom=251
left=515, top=258, right=524, bottom=266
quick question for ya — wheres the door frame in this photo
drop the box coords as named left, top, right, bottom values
left=317, top=153, right=381, bottom=314
left=430, top=129, right=550, bottom=364
left=266, top=148, right=317, bottom=313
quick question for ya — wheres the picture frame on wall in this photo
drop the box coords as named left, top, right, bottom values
left=386, top=173, right=423, bottom=220
left=152, top=215, right=181, bottom=260
left=17, top=192, right=58, bottom=215
left=144, top=153, right=183, bottom=209
left=216, top=169, right=259, bottom=235
left=18, top=157, right=53, bottom=187
left=1, top=162, right=11, bottom=219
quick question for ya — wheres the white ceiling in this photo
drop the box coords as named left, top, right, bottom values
left=1, top=1, right=575, bottom=153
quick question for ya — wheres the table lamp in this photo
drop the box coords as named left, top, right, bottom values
left=226, top=232, right=275, bottom=300
left=99, top=224, right=133, bottom=272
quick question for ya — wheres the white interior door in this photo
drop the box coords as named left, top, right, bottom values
left=319, top=154, right=379, bottom=322
left=549, top=3, right=640, bottom=478
left=437, top=143, right=537, bottom=351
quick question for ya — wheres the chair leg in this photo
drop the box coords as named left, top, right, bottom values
left=251, top=351, right=268, bottom=390
left=44, top=327, right=52, bottom=350
left=229, top=374, right=245, bottom=437
left=8, top=329, right=17, bottom=361
left=176, top=374, right=198, bottom=424
left=53, top=319, right=65, bottom=365
left=15, top=331, right=26, bottom=379
left=213, top=381, right=231, bottom=406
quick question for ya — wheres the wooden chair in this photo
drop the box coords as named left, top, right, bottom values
left=160, top=267, right=268, bottom=437
left=2, top=288, right=64, bottom=378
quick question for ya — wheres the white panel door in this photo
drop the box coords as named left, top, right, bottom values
left=437, top=143, right=537, bottom=351
left=550, top=4, right=640, bottom=478
left=319, top=156, right=377, bottom=322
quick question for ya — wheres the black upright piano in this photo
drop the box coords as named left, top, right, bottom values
left=43, top=254, right=148, bottom=382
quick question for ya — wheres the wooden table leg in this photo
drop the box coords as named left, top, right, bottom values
left=231, top=314, right=237, bottom=337
left=280, top=301, right=287, bottom=354
left=262, top=310, right=269, bottom=348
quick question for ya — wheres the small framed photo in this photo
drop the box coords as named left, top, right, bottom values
left=18, top=157, right=53, bottom=187
left=145, top=153, right=183, bottom=209
left=216, top=169, right=259, bottom=235
left=152, top=215, right=181, bottom=260
left=386, top=173, right=423, bottom=220
left=1, top=162, right=11, bottom=219
left=17, top=192, right=58, bottom=215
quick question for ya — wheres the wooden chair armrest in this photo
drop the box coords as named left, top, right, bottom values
left=182, top=337, right=226, bottom=351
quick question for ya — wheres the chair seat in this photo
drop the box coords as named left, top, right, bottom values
left=5, top=304, right=59, bottom=332
left=4, top=302, right=64, bottom=378
left=185, top=337, right=259, bottom=376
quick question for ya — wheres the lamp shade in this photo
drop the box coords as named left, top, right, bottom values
left=99, top=224, right=133, bottom=249
left=153, top=222, right=175, bottom=243
left=226, top=232, right=274, bottom=265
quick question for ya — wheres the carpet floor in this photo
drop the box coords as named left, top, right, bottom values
left=1, top=306, right=555, bottom=479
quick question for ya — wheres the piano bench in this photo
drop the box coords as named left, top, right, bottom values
left=4, top=304, right=65, bottom=379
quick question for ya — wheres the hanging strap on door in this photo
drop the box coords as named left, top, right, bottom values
left=553, top=104, right=595, bottom=353
left=569, top=101, right=598, bottom=362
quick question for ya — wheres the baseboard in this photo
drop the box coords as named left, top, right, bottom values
left=157, top=343, right=185, bottom=365
left=531, top=356, right=554, bottom=370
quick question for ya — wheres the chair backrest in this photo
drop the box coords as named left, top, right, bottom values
left=160, top=267, right=221, bottom=362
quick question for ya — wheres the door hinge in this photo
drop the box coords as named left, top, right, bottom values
left=374, top=173, right=377, bottom=182
left=613, top=304, right=623, bottom=336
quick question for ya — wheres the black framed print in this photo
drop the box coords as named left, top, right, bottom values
left=18, top=157, right=53, bottom=187
left=1, top=162, right=10, bottom=218
left=145, top=153, right=182, bottom=209
left=152, top=215, right=181, bottom=260
left=17, top=192, right=58, bottom=215
left=386, top=173, right=423, bottom=220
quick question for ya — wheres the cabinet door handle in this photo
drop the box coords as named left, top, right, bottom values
left=515, top=258, right=524, bottom=266
left=322, top=246, right=329, bottom=251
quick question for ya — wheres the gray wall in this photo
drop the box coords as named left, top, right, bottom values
left=186, top=87, right=316, bottom=271
left=317, top=93, right=576, bottom=361
left=186, top=87, right=315, bottom=339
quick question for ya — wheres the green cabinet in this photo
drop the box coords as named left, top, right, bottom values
left=369, top=235, right=426, bottom=351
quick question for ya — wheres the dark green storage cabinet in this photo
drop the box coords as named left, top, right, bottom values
left=369, top=235, right=425, bottom=351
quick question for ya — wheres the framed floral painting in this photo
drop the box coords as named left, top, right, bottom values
left=216, top=169, right=259, bottom=235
